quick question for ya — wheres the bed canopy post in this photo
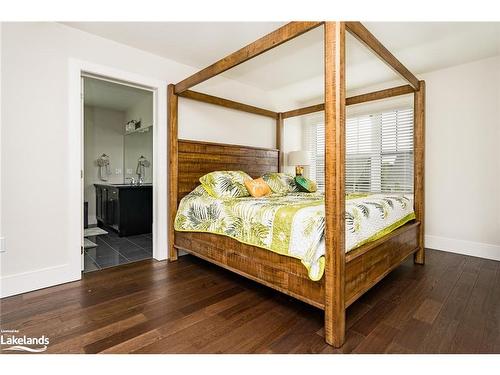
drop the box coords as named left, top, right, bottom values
left=276, top=113, right=284, bottom=172
left=324, top=21, right=346, bottom=348
left=413, top=81, right=426, bottom=264
left=168, top=84, right=179, bottom=262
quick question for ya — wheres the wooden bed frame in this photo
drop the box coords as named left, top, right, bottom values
left=168, top=22, right=425, bottom=347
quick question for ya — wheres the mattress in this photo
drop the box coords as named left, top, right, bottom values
left=174, top=186, right=415, bottom=281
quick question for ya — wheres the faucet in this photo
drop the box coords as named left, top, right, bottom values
left=138, top=176, right=144, bottom=185
left=125, top=177, right=136, bottom=185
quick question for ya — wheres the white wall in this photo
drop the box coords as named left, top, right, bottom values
left=421, top=56, right=500, bottom=259
left=84, top=106, right=126, bottom=224
left=0, top=22, right=278, bottom=297
left=0, top=23, right=3, bottom=263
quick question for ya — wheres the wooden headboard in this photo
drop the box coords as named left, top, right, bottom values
left=177, top=139, right=279, bottom=202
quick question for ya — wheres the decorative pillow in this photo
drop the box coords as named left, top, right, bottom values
left=244, top=178, right=271, bottom=198
left=261, top=172, right=300, bottom=194
left=199, top=171, right=251, bottom=199
left=294, top=176, right=318, bottom=193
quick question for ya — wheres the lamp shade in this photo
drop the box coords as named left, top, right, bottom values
left=287, top=150, right=310, bottom=166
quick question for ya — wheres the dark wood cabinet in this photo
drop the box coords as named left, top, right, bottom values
left=94, top=184, right=152, bottom=237
left=96, top=186, right=103, bottom=221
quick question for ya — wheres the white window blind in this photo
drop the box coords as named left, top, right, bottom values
left=305, top=108, right=414, bottom=194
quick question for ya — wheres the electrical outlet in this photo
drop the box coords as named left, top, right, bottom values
left=115, top=168, right=122, bottom=175
left=0, top=237, right=6, bottom=253
left=126, top=169, right=133, bottom=174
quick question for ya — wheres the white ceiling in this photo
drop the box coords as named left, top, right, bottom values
left=64, top=22, right=284, bottom=69
left=83, top=76, right=152, bottom=111
left=68, top=22, right=500, bottom=104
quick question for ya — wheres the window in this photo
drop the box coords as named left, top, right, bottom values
left=305, top=108, right=414, bottom=194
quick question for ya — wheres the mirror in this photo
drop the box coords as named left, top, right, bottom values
left=124, top=129, right=153, bottom=184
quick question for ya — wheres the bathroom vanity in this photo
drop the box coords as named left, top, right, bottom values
left=94, top=183, right=152, bottom=236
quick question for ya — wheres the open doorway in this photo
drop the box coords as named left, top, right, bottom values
left=82, top=76, right=154, bottom=273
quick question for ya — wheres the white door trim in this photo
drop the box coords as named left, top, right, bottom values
left=68, top=58, right=168, bottom=279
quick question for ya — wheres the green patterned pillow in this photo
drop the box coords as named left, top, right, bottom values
left=262, top=172, right=300, bottom=194
left=199, top=171, right=251, bottom=199
left=294, top=176, right=317, bottom=193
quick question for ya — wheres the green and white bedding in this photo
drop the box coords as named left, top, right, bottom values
left=174, top=186, right=415, bottom=281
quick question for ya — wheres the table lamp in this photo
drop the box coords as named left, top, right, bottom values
left=288, top=150, right=310, bottom=176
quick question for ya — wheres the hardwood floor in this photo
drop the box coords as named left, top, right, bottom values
left=1, top=249, right=499, bottom=353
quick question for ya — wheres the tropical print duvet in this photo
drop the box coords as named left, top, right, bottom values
left=174, top=186, right=415, bottom=281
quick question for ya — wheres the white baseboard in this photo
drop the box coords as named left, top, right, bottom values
left=0, top=263, right=80, bottom=298
left=425, top=234, right=500, bottom=262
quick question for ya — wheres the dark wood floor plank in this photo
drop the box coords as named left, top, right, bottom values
left=482, top=262, right=500, bottom=352
left=353, top=323, right=401, bottom=353
left=32, top=264, right=233, bottom=349
left=416, top=256, right=482, bottom=353
left=350, top=299, right=399, bottom=337
left=1, top=250, right=498, bottom=354
left=80, top=277, right=239, bottom=353
left=383, top=250, right=465, bottom=333
left=391, top=318, right=433, bottom=352
left=387, top=255, right=469, bottom=353
left=46, top=314, right=149, bottom=353
left=101, top=289, right=258, bottom=353
left=197, top=304, right=298, bottom=353
left=135, top=298, right=278, bottom=353
left=267, top=314, right=324, bottom=353
left=448, top=259, right=498, bottom=353
left=412, top=298, right=443, bottom=324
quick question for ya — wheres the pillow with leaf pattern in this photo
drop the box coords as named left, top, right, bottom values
left=199, top=171, right=251, bottom=199
left=261, top=172, right=300, bottom=194
left=294, top=176, right=317, bottom=193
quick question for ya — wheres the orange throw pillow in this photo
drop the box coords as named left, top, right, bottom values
left=244, top=178, right=271, bottom=198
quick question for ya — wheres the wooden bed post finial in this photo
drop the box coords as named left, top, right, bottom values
left=324, top=21, right=346, bottom=348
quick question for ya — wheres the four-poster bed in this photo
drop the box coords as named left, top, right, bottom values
left=167, top=21, right=425, bottom=347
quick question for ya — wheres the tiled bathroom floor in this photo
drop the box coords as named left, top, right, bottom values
left=84, top=230, right=152, bottom=273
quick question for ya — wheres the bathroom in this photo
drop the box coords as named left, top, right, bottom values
left=82, top=76, right=154, bottom=273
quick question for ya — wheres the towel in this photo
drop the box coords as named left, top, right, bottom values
left=97, top=154, right=110, bottom=181
left=136, top=156, right=150, bottom=181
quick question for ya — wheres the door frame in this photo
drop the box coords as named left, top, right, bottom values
left=69, top=58, right=168, bottom=277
